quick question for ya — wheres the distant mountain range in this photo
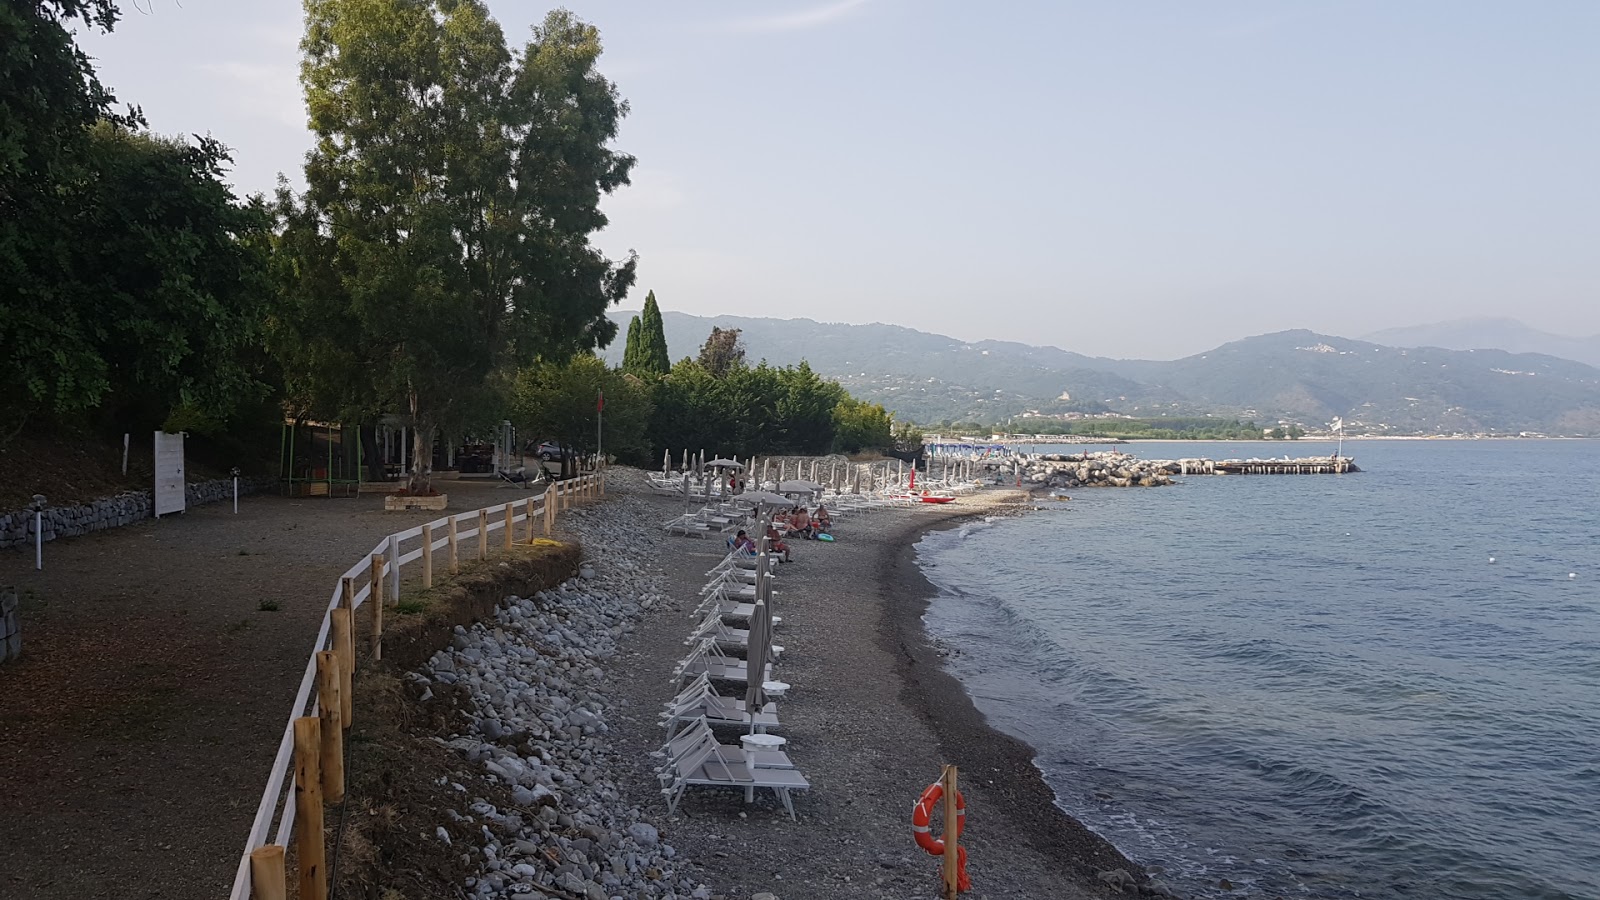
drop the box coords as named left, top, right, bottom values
left=602, top=311, right=1600, bottom=435
left=1365, top=318, right=1600, bottom=369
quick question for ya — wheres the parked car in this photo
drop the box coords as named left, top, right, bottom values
left=530, top=440, right=568, bottom=461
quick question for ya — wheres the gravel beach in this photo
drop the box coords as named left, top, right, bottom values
left=398, top=468, right=1151, bottom=900
left=590, top=470, right=1143, bottom=899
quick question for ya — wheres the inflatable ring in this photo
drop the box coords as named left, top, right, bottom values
left=911, top=782, right=971, bottom=891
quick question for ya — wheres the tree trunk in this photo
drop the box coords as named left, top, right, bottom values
left=408, top=389, right=434, bottom=495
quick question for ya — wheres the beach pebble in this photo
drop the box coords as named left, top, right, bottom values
left=413, top=481, right=699, bottom=899
left=1098, top=868, right=1134, bottom=892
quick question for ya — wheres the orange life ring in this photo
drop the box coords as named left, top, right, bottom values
left=911, top=782, right=971, bottom=892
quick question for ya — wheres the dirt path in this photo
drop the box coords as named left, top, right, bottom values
left=0, top=478, right=515, bottom=900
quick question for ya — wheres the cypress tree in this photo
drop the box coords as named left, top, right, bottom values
left=638, top=290, right=671, bottom=375
left=622, top=314, right=644, bottom=374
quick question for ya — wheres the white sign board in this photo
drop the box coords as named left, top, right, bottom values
left=154, top=431, right=186, bottom=517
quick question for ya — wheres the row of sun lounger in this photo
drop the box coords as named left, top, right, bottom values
left=656, top=526, right=807, bottom=820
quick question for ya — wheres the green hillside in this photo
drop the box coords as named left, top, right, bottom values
left=603, top=312, right=1600, bottom=435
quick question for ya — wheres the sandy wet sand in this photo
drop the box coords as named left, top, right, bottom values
left=602, top=470, right=1141, bottom=899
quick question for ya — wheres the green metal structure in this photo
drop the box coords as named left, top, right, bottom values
left=279, top=421, right=364, bottom=497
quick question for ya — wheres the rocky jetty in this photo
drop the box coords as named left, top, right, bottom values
left=412, top=502, right=712, bottom=900
left=1020, top=451, right=1179, bottom=488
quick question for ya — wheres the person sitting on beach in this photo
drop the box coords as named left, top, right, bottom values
left=788, top=506, right=815, bottom=540
left=730, top=529, right=757, bottom=556
left=764, top=524, right=792, bottom=562
left=813, top=504, right=832, bottom=536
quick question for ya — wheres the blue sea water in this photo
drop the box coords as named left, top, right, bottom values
left=916, top=440, right=1600, bottom=900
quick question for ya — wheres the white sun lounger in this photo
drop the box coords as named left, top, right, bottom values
left=674, top=638, right=774, bottom=687
left=658, top=722, right=809, bottom=820
left=660, top=675, right=779, bottom=738
left=663, top=718, right=794, bottom=770
left=688, top=608, right=784, bottom=657
left=693, top=594, right=780, bottom=626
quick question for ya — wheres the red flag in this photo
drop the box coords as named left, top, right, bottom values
left=596, top=391, right=605, bottom=412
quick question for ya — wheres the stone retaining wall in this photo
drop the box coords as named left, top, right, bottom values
left=0, top=477, right=270, bottom=551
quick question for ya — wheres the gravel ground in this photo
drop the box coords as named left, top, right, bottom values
left=0, top=477, right=513, bottom=900
left=0, top=468, right=1151, bottom=900
left=580, top=469, right=1145, bottom=900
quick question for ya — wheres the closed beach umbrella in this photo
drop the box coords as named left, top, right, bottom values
left=743, top=598, right=771, bottom=734
left=663, top=449, right=671, bottom=475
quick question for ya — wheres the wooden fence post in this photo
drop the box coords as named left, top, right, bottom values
left=503, top=502, right=514, bottom=551
left=544, top=486, right=556, bottom=536
left=315, top=651, right=344, bottom=805
left=293, top=716, right=327, bottom=900
left=248, top=845, right=287, bottom=900
left=941, top=764, right=960, bottom=900
left=329, top=609, right=353, bottom=726
left=369, top=554, right=385, bottom=661
left=340, top=577, right=354, bottom=611
left=525, top=497, right=536, bottom=543
left=422, top=523, right=434, bottom=588
left=369, top=554, right=384, bottom=608
left=448, top=516, right=459, bottom=575
left=477, top=508, right=488, bottom=560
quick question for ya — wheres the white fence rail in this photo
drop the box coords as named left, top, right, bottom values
left=229, top=473, right=602, bottom=900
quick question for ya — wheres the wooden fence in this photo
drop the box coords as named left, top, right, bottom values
left=230, top=473, right=604, bottom=900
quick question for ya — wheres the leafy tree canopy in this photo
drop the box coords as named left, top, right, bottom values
left=0, top=0, right=269, bottom=438
left=275, top=1, right=636, bottom=489
left=510, top=355, right=652, bottom=468
left=697, top=326, right=745, bottom=378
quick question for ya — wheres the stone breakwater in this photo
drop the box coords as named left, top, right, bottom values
left=0, top=477, right=270, bottom=550
left=412, top=501, right=713, bottom=900
left=1021, top=451, right=1178, bottom=488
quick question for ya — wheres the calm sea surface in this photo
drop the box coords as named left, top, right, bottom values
left=917, top=440, right=1600, bottom=900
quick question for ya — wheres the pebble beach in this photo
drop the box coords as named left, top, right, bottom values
left=399, top=467, right=1146, bottom=900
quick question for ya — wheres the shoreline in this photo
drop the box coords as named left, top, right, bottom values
left=872, top=495, right=1149, bottom=889
left=603, top=472, right=1149, bottom=898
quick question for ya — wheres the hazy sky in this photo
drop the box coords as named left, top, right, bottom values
left=78, top=1, right=1600, bottom=359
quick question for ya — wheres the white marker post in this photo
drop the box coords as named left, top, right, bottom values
left=30, top=494, right=45, bottom=571
left=232, top=467, right=240, bottom=514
